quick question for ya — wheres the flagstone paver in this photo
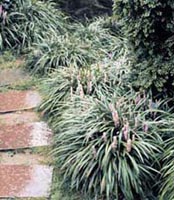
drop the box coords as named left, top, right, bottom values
left=0, top=68, right=30, bottom=86
left=0, top=111, right=39, bottom=125
left=0, top=152, right=48, bottom=165
left=0, top=90, right=42, bottom=113
left=0, top=165, right=53, bottom=198
left=0, top=122, right=53, bottom=150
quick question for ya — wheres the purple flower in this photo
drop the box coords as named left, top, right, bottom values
left=143, top=123, right=149, bottom=132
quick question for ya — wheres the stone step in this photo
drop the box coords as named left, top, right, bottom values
left=0, top=165, right=53, bottom=198
left=0, top=151, right=50, bottom=165
left=0, top=122, right=53, bottom=150
left=0, top=90, right=42, bottom=113
left=0, top=111, right=40, bottom=125
left=0, top=68, right=30, bottom=86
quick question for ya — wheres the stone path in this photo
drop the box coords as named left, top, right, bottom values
left=0, top=90, right=42, bottom=113
left=0, top=67, right=53, bottom=199
left=0, top=68, right=30, bottom=87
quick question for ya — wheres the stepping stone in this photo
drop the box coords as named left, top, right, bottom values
left=0, top=122, right=53, bottom=150
left=0, top=68, right=30, bottom=86
left=0, top=152, right=50, bottom=165
left=0, top=90, right=42, bottom=113
left=0, top=112, right=39, bottom=125
left=0, top=165, right=53, bottom=198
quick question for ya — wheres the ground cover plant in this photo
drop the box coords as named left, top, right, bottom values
left=51, top=84, right=174, bottom=200
left=39, top=36, right=131, bottom=125
left=33, top=1, right=174, bottom=198
left=160, top=137, right=174, bottom=200
left=38, top=40, right=174, bottom=199
left=0, top=0, right=66, bottom=51
left=26, top=17, right=122, bottom=74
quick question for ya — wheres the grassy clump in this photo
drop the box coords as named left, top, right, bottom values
left=39, top=40, right=131, bottom=126
left=39, top=44, right=174, bottom=199
left=160, top=137, right=174, bottom=200
left=51, top=84, right=174, bottom=199
left=38, top=36, right=174, bottom=199
left=0, top=0, right=67, bottom=51
left=26, top=17, right=122, bottom=74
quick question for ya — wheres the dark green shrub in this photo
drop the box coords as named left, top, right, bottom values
left=0, top=0, right=66, bottom=50
left=113, top=0, right=174, bottom=57
left=113, top=0, right=174, bottom=94
left=131, top=55, right=174, bottom=94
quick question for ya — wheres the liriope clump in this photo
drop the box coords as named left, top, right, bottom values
left=53, top=85, right=171, bottom=199
left=0, top=0, right=67, bottom=50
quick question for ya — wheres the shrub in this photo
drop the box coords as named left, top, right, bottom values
left=113, top=0, right=174, bottom=95
left=52, top=85, right=170, bottom=199
left=131, top=55, right=174, bottom=95
left=113, top=0, right=174, bottom=57
left=0, top=0, right=66, bottom=50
